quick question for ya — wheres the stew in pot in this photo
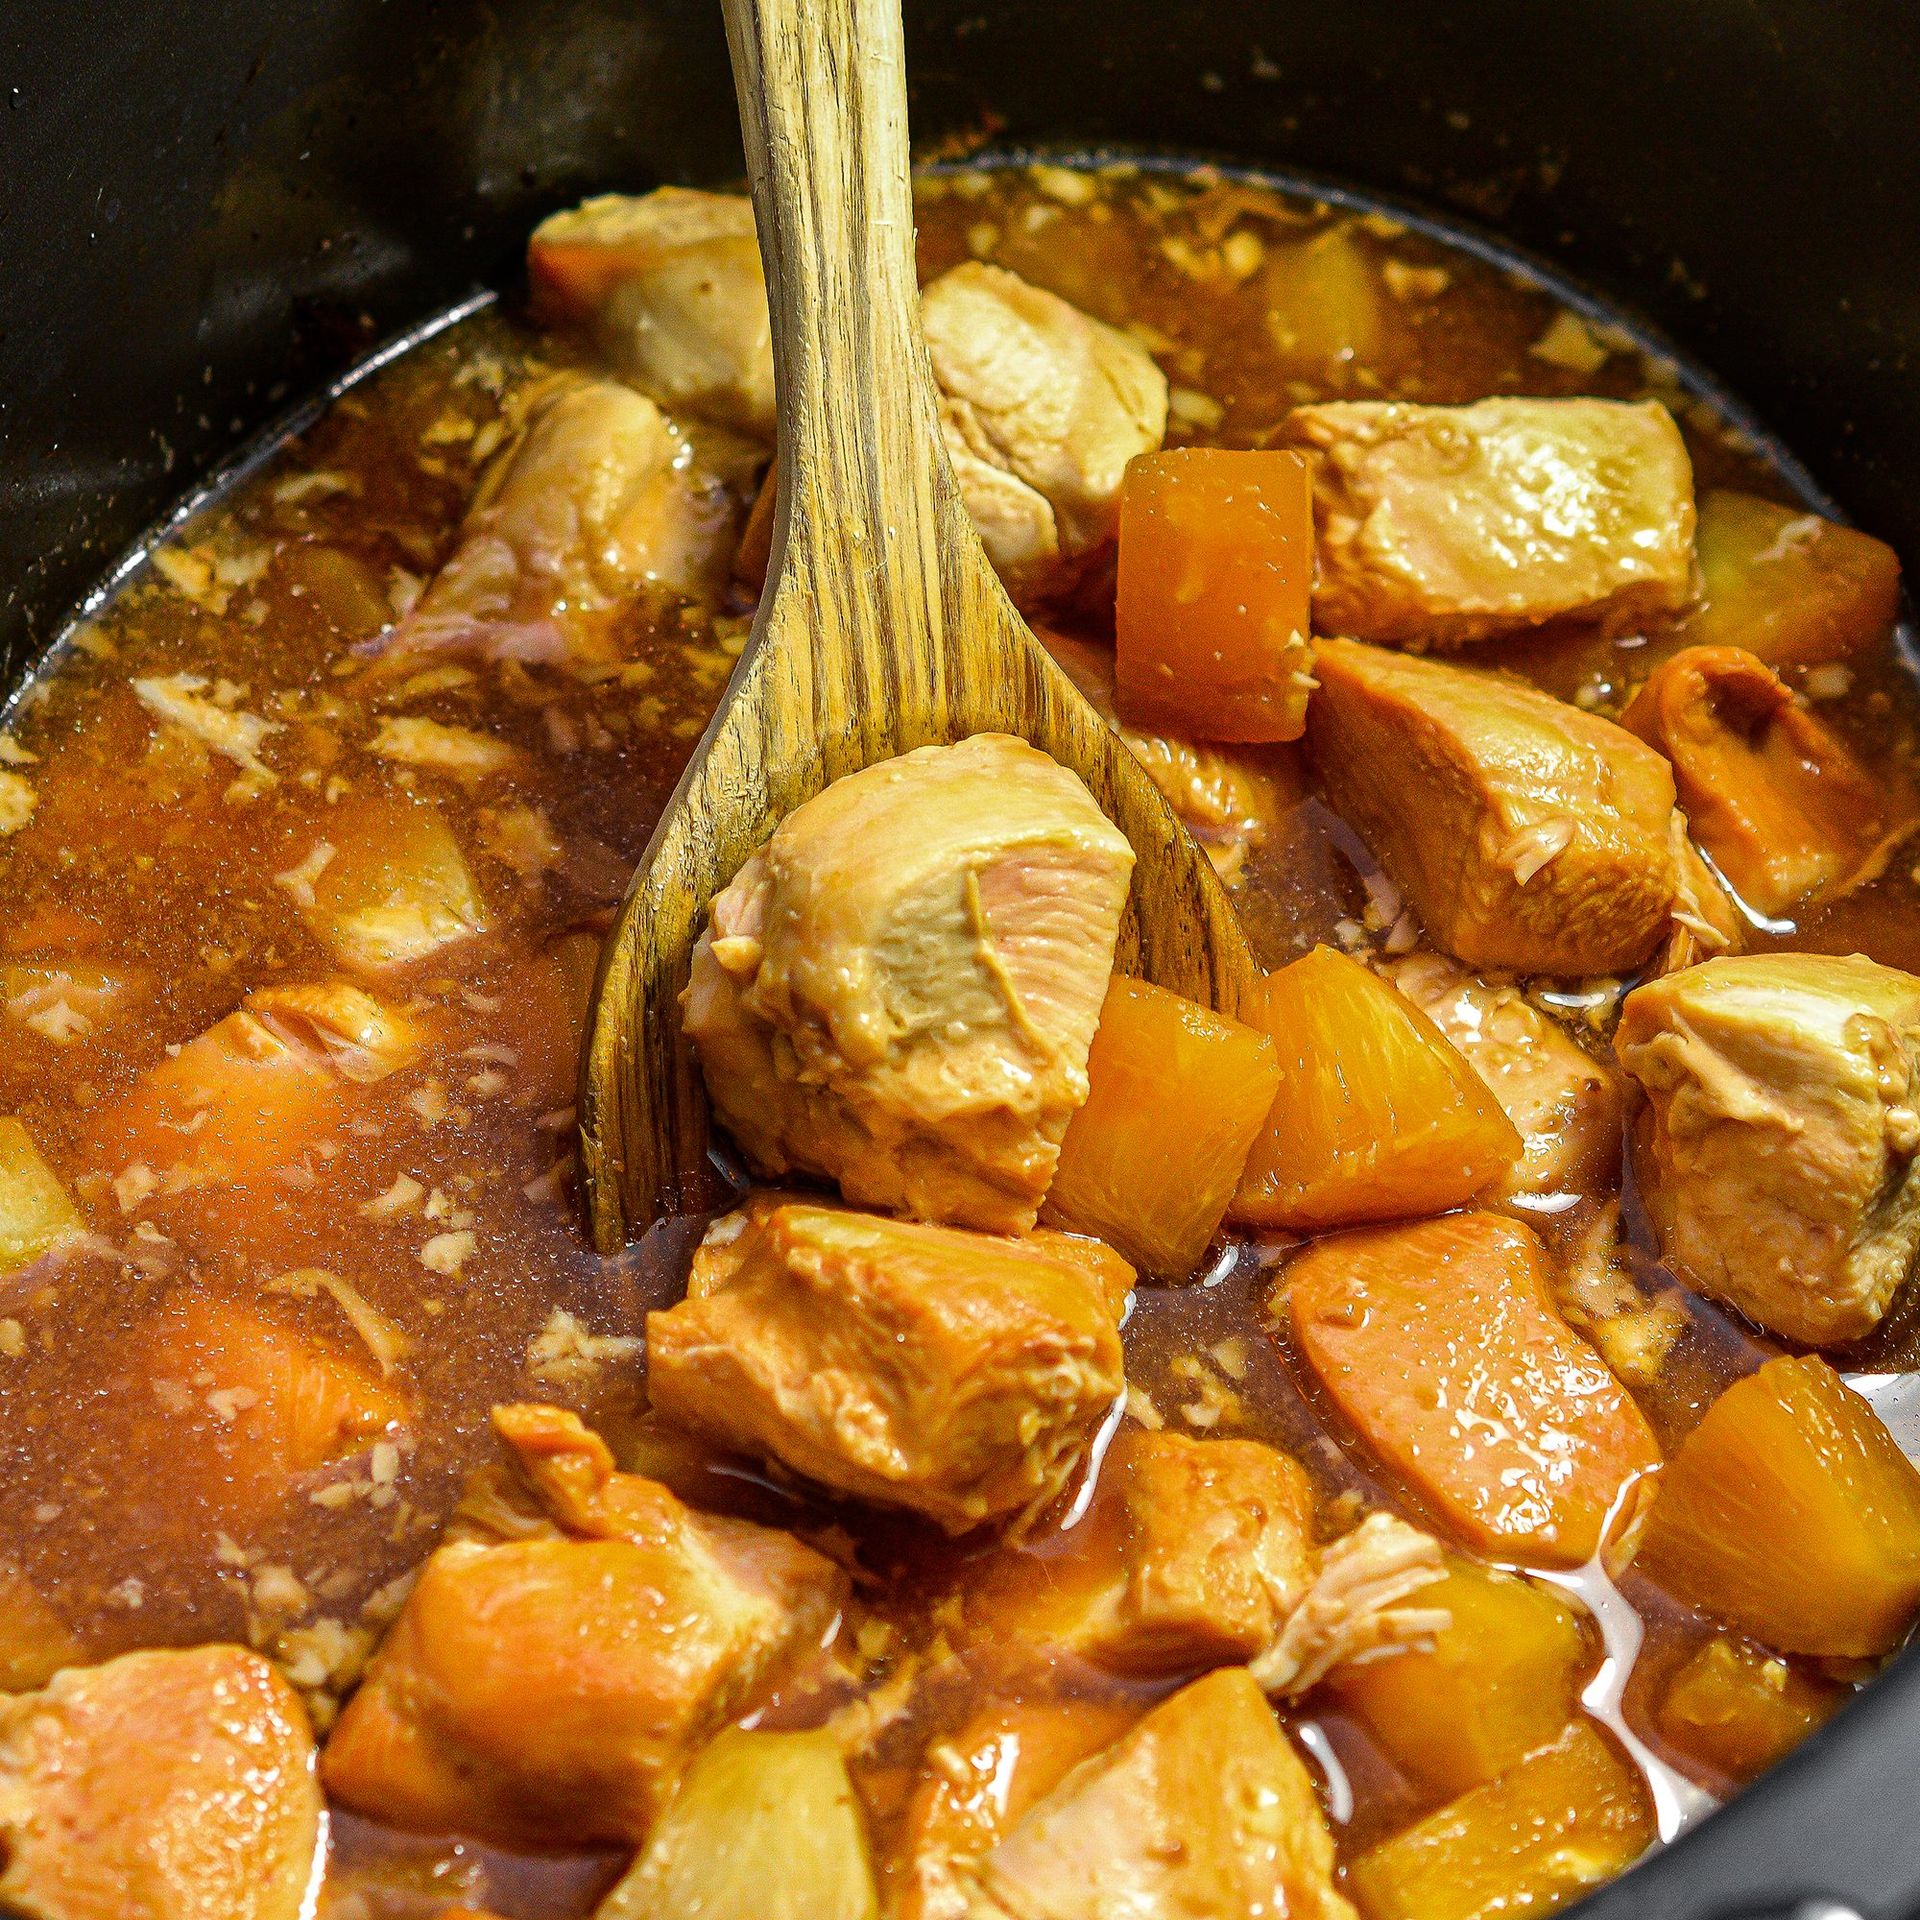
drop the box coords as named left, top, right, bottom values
left=2, top=161, right=1918, bottom=1920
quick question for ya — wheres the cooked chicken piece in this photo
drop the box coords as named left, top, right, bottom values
left=1653, top=814, right=1746, bottom=976
left=374, top=372, right=757, bottom=670
left=0, top=1118, right=83, bottom=1277
left=1308, top=638, right=1682, bottom=974
left=1618, top=953, right=1920, bottom=1343
left=922, top=262, right=1168, bottom=604
left=140, top=1293, right=408, bottom=1525
left=893, top=1696, right=1143, bottom=1920
left=1385, top=953, right=1623, bottom=1196
left=529, top=188, right=776, bottom=438
left=89, top=980, right=425, bottom=1197
left=964, top=1667, right=1355, bottom=1920
left=528, top=202, right=1160, bottom=605
left=683, top=735, right=1135, bottom=1233
left=0, top=1563, right=82, bottom=1693
left=966, top=1428, right=1443, bottom=1685
left=1280, top=396, right=1696, bottom=645
left=1096, top=1431, right=1318, bottom=1671
left=0, top=1645, right=322, bottom=1920
left=323, top=1403, right=846, bottom=1849
left=648, top=1195, right=1131, bottom=1533
left=1623, top=644, right=1917, bottom=916
left=286, top=795, right=490, bottom=974
left=1041, top=623, right=1302, bottom=886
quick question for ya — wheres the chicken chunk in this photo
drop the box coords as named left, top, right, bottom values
left=374, top=372, right=757, bottom=671
left=0, top=1645, right=322, bottom=1920
left=682, top=735, right=1135, bottom=1233
left=322, top=1404, right=846, bottom=1848
left=88, top=979, right=424, bottom=1200
left=529, top=188, right=776, bottom=438
left=1307, top=638, right=1682, bottom=974
left=1041, top=623, right=1301, bottom=886
left=967, top=1429, right=1443, bottom=1686
left=140, top=1293, right=409, bottom=1527
left=892, top=1696, right=1143, bottom=1920
left=922, top=262, right=1168, bottom=604
left=964, top=1667, right=1355, bottom=1920
left=972, top=1429, right=1317, bottom=1673
left=646, top=1195, right=1131, bottom=1533
left=1618, top=953, right=1920, bottom=1343
left=1280, top=396, right=1696, bottom=645
left=1384, top=953, right=1623, bottom=1196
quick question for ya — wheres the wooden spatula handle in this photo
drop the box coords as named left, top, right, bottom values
left=721, top=0, right=959, bottom=641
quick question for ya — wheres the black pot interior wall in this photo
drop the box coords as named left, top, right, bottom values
left=6, top=3, right=1920, bottom=1914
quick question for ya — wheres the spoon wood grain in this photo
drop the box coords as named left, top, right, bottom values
left=578, top=0, right=1260, bottom=1249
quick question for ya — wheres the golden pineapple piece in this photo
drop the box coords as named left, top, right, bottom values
left=1656, top=1636, right=1842, bottom=1784
left=596, top=1728, right=877, bottom=1920
left=1328, top=1557, right=1587, bottom=1796
left=1347, top=1722, right=1653, bottom=1920
left=1634, top=1355, right=1920, bottom=1656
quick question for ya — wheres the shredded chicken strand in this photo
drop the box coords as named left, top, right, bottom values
left=1249, top=1512, right=1449, bottom=1696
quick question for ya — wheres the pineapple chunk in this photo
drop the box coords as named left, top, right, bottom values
left=1657, top=1636, right=1841, bottom=1784
left=1328, top=1557, right=1587, bottom=1796
left=595, top=1729, right=876, bottom=1920
left=0, top=1119, right=83, bottom=1276
left=296, top=796, right=488, bottom=973
left=1348, top=1722, right=1653, bottom=1920
left=1634, top=1355, right=1920, bottom=1656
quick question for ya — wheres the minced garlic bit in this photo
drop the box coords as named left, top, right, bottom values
left=0, top=769, right=36, bottom=836
left=1382, top=258, right=1452, bottom=302
left=1030, top=163, right=1097, bottom=206
left=419, top=1230, right=475, bottom=1277
left=272, top=839, right=336, bottom=910
left=478, top=802, right=564, bottom=881
left=527, top=1307, right=642, bottom=1388
left=1169, top=387, right=1226, bottom=431
left=0, top=733, right=37, bottom=765
left=270, top=1266, right=416, bottom=1374
left=22, top=1000, right=91, bottom=1046
left=359, top=1173, right=425, bottom=1219
left=273, top=469, right=359, bottom=506
left=371, top=715, right=520, bottom=779
left=112, top=1162, right=159, bottom=1213
left=0, top=1319, right=25, bottom=1359
left=131, top=673, right=280, bottom=791
left=1124, top=1383, right=1165, bottom=1430
left=1529, top=309, right=1612, bottom=376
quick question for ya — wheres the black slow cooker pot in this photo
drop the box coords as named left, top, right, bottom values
left=4, top=3, right=1920, bottom=1915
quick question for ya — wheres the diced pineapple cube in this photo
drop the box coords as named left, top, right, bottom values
left=1348, top=1722, right=1652, bottom=1920
left=1656, top=1635, right=1841, bottom=1783
left=1634, top=1355, right=1920, bottom=1656
left=0, top=1118, right=83, bottom=1276
left=1328, top=1557, right=1587, bottom=1796
left=596, top=1728, right=877, bottom=1920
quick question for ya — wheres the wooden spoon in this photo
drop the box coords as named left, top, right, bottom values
left=578, top=0, right=1260, bottom=1250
